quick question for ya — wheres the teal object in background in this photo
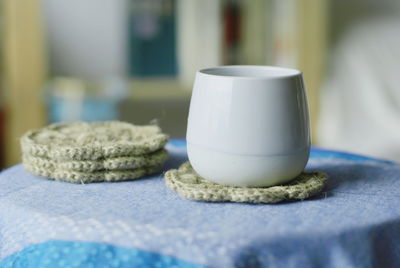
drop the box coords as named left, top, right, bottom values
left=128, top=0, right=177, bottom=77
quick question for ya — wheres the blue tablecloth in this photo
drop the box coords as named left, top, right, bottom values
left=0, top=140, right=399, bottom=268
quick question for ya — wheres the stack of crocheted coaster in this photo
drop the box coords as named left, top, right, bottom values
left=21, top=121, right=169, bottom=183
left=165, top=162, right=328, bottom=204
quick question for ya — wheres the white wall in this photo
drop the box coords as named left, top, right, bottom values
left=43, top=0, right=128, bottom=79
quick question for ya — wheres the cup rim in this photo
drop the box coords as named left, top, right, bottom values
left=198, top=65, right=302, bottom=80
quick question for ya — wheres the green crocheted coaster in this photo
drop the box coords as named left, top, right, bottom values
left=165, top=162, right=328, bottom=204
left=21, top=121, right=169, bottom=160
left=23, top=161, right=162, bottom=183
left=23, top=149, right=168, bottom=172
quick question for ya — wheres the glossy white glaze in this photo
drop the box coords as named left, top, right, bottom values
left=186, top=65, right=310, bottom=186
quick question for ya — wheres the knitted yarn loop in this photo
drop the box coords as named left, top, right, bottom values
left=165, top=162, right=328, bottom=204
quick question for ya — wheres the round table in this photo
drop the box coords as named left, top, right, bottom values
left=0, top=140, right=399, bottom=268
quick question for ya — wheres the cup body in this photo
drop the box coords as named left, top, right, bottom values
left=186, top=65, right=310, bottom=187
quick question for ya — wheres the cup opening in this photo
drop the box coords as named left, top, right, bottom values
left=199, top=65, right=301, bottom=79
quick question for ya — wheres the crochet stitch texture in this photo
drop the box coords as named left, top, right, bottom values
left=21, top=121, right=169, bottom=183
left=23, top=161, right=162, bottom=183
left=165, top=162, right=328, bottom=203
left=21, top=121, right=169, bottom=160
left=22, top=149, right=168, bottom=172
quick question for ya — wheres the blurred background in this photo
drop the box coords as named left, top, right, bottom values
left=1, top=0, right=400, bottom=167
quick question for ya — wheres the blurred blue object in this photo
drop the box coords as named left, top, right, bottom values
left=46, top=77, right=128, bottom=123
left=49, top=95, right=119, bottom=123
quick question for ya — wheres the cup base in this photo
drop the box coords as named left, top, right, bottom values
left=187, top=143, right=310, bottom=187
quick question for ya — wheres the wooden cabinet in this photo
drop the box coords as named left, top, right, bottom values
left=2, top=0, right=47, bottom=167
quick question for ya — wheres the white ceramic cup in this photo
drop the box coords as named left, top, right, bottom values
left=186, top=65, right=310, bottom=187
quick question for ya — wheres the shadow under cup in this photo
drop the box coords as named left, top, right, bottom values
left=186, top=65, right=310, bottom=187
